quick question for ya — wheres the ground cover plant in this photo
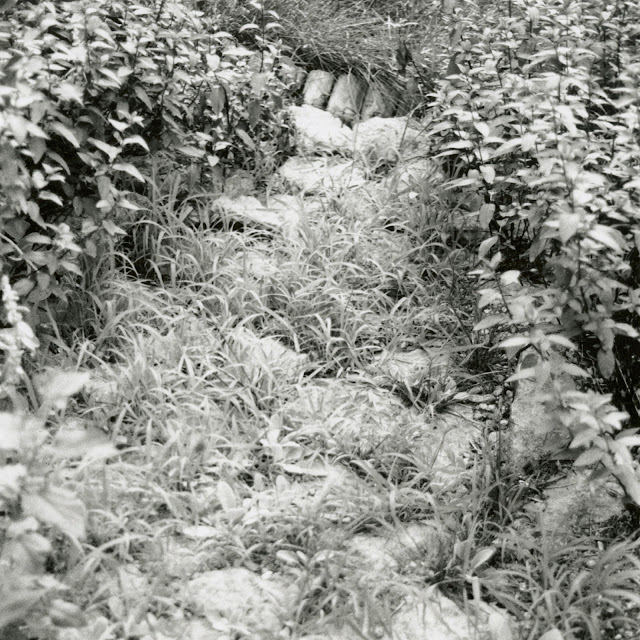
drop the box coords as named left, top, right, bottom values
left=2, top=0, right=640, bottom=638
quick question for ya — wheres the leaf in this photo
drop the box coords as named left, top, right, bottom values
left=474, top=315, right=507, bottom=331
left=51, top=425, right=116, bottom=460
left=101, top=219, right=126, bottom=236
left=496, top=336, right=531, bottom=350
left=0, top=414, right=44, bottom=450
left=49, top=122, right=80, bottom=148
left=479, top=203, right=495, bottom=228
left=113, top=162, right=145, bottom=183
left=22, top=485, right=86, bottom=540
left=122, top=135, right=149, bottom=152
left=34, top=370, right=90, bottom=409
left=56, top=83, right=84, bottom=105
left=506, top=367, right=536, bottom=383
left=217, top=480, right=237, bottom=511
left=597, top=348, right=616, bottom=379
left=574, top=448, right=605, bottom=467
left=235, top=128, right=255, bottom=150
left=479, top=165, right=496, bottom=184
left=470, top=546, right=496, bottom=572
left=474, top=121, right=490, bottom=138
left=478, top=236, right=498, bottom=259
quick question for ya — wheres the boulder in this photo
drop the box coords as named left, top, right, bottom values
left=213, top=195, right=302, bottom=239
left=186, top=568, right=296, bottom=636
left=507, top=351, right=575, bottom=473
left=327, top=73, right=367, bottom=124
left=347, top=523, right=450, bottom=577
left=354, top=116, right=424, bottom=165
left=370, top=347, right=451, bottom=387
left=277, top=156, right=368, bottom=195
left=303, top=70, right=336, bottom=108
left=392, top=589, right=491, bottom=640
left=228, top=326, right=310, bottom=384
left=534, top=470, right=624, bottom=544
left=361, top=83, right=396, bottom=120
left=288, top=105, right=355, bottom=156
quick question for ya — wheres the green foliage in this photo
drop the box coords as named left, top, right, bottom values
left=0, top=275, right=115, bottom=635
left=0, top=0, right=291, bottom=323
left=427, top=0, right=640, bottom=502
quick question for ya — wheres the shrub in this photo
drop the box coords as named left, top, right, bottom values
left=426, top=0, right=640, bottom=504
left=0, top=0, right=291, bottom=326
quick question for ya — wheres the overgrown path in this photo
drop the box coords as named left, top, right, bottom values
left=62, top=99, right=629, bottom=640
left=58, top=102, right=515, bottom=640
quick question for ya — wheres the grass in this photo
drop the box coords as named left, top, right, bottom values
left=21, top=149, right=635, bottom=640
left=7, top=5, right=640, bottom=636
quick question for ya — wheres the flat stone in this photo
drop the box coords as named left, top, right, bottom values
left=392, top=589, right=492, bottom=640
left=243, top=464, right=380, bottom=525
left=228, top=327, right=309, bottom=384
left=289, top=104, right=355, bottom=156
left=347, top=523, right=450, bottom=576
left=353, top=117, right=425, bottom=165
left=535, top=470, right=624, bottom=544
left=277, top=156, right=368, bottom=195
left=507, top=351, right=574, bottom=472
left=370, top=348, right=451, bottom=387
left=385, top=157, right=441, bottom=194
left=213, top=195, right=302, bottom=238
left=186, top=567, right=296, bottom=636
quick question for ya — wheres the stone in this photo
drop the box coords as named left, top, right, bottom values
left=507, top=351, right=575, bottom=473
left=353, top=117, right=424, bottom=166
left=339, top=182, right=389, bottom=222
left=370, top=347, right=451, bottom=387
left=186, top=567, right=296, bottom=636
left=288, top=104, right=355, bottom=156
left=385, top=157, right=440, bottom=194
left=361, top=83, right=396, bottom=120
left=224, top=168, right=254, bottom=196
left=303, top=70, right=336, bottom=108
left=228, top=326, right=310, bottom=384
left=213, top=195, right=302, bottom=238
left=277, top=156, right=368, bottom=195
left=535, top=470, right=624, bottom=544
left=347, top=522, right=450, bottom=576
left=327, top=73, right=367, bottom=124
left=392, top=589, right=492, bottom=640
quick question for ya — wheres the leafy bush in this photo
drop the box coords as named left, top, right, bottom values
left=0, top=275, right=105, bottom=636
left=0, top=0, right=292, bottom=325
left=427, top=0, right=640, bottom=503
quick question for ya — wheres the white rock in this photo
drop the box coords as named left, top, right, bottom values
left=393, top=589, right=491, bottom=640
left=536, top=470, right=624, bottom=544
left=186, top=568, right=296, bottom=636
left=386, top=157, right=440, bottom=193
left=348, top=523, right=449, bottom=576
left=371, top=348, right=450, bottom=387
left=224, top=168, right=254, bottom=196
left=228, top=326, right=309, bottom=383
left=354, top=117, right=424, bottom=165
left=361, top=83, right=396, bottom=120
left=303, top=70, right=336, bottom=108
left=289, top=104, right=355, bottom=156
left=507, top=351, right=575, bottom=473
left=277, top=156, right=368, bottom=195
left=327, top=74, right=367, bottom=124
left=213, top=195, right=301, bottom=238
